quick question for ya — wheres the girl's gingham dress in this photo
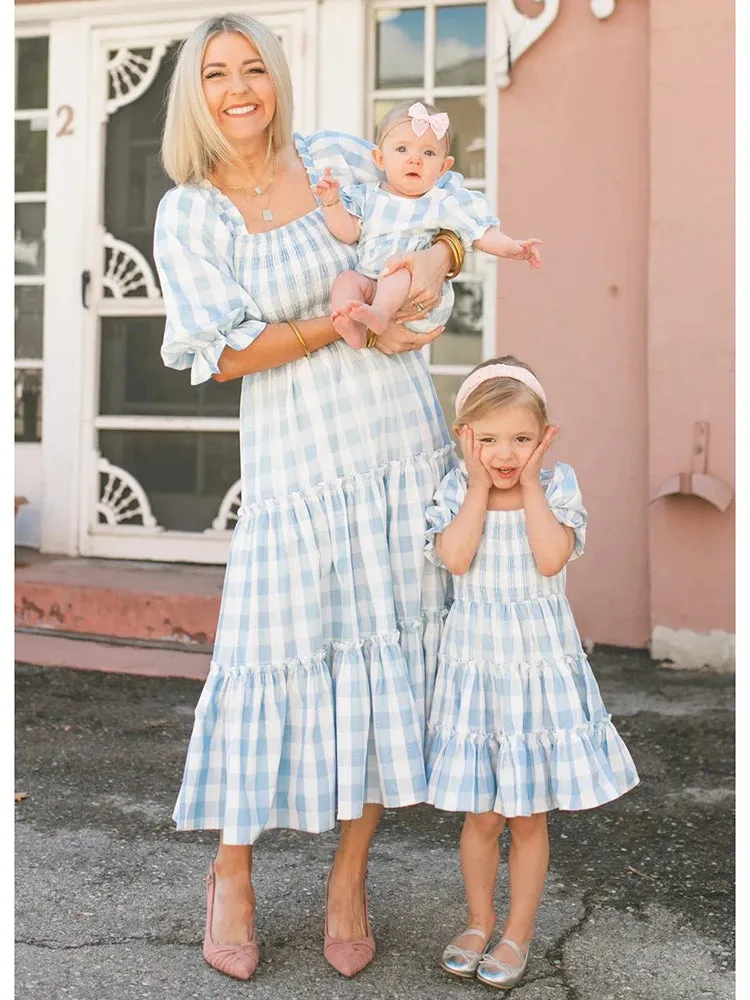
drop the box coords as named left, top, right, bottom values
left=424, top=464, right=639, bottom=816
left=340, top=183, right=499, bottom=334
left=154, top=131, right=461, bottom=845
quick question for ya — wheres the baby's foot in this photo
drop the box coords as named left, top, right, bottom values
left=346, top=301, right=390, bottom=335
left=332, top=305, right=368, bottom=350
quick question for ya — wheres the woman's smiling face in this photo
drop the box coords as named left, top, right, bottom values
left=201, top=32, right=276, bottom=145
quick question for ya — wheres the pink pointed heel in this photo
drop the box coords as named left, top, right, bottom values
left=323, top=869, right=376, bottom=978
left=202, top=862, right=259, bottom=980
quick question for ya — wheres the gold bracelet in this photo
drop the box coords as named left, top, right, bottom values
left=288, top=319, right=311, bottom=358
left=434, top=229, right=465, bottom=279
left=365, top=329, right=378, bottom=348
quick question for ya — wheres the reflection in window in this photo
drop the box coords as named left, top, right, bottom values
left=15, top=370, right=42, bottom=442
left=435, top=4, right=486, bottom=87
left=376, top=8, right=425, bottom=89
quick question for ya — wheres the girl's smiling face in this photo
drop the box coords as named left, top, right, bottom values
left=465, top=404, right=545, bottom=490
left=372, top=119, right=454, bottom=197
left=201, top=32, right=276, bottom=145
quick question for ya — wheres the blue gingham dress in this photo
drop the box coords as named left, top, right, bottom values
left=340, top=183, right=498, bottom=334
left=424, top=464, right=639, bottom=816
left=154, top=131, right=460, bottom=845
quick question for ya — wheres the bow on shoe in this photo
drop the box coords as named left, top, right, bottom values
left=408, top=102, right=450, bottom=140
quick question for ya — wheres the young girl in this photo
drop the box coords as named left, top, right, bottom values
left=424, top=357, right=639, bottom=989
left=312, top=102, right=542, bottom=349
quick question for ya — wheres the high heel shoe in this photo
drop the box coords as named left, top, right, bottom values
left=202, top=862, right=259, bottom=980
left=476, top=936, right=529, bottom=990
left=440, top=927, right=491, bottom=978
left=323, top=869, right=376, bottom=977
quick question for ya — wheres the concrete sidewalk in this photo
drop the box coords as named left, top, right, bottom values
left=15, top=650, right=735, bottom=999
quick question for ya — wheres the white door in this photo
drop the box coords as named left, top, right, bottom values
left=80, top=9, right=314, bottom=563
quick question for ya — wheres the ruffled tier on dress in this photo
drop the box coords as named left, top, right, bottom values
left=173, top=444, right=454, bottom=844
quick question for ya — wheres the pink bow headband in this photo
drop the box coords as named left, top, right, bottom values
left=454, top=364, right=547, bottom=417
left=378, top=102, right=451, bottom=145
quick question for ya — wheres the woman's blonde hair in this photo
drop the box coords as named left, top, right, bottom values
left=455, top=355, right=549, bottom=428
left=161, top=13, right=294, bottom=185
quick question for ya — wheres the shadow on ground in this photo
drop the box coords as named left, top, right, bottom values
left=15, top=650, right=734, bottom=999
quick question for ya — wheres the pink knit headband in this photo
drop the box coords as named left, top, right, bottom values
left=454, top=364, right=547, bottom=417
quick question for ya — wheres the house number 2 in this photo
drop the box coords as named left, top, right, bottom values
left=56, top=105, right=75, bottom=137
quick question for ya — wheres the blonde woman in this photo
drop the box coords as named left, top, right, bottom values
left=154, top=13, right=466, bottom=982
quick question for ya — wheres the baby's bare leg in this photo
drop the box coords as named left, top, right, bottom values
left=331, top=271, right=376, bottom=350
left=347, top=268, right=412, bottom=336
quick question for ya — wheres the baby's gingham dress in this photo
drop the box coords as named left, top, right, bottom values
left=340, top=182, right=498, bottom=334
left=424, top=464, right=639, bottom=816
left=154, top=132, right=460, bottom=845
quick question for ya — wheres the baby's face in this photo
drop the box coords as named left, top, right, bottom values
left=375, top=119, right=453, bottom=197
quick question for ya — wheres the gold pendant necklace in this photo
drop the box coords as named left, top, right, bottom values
left=225, top=138, right=276, bottom=222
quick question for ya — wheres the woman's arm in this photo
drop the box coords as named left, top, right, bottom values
left=434, top=427, right=491, bottom=575
left=213, top=316, right=341, bottom=381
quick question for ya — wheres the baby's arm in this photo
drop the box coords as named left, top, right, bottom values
left=473, top=227, right=542, bottom=269
left=313, top=168, right=361, bottom=245
left=519, top=428, right=575, bottom=576
left=434, top=428, right=491, bottom=575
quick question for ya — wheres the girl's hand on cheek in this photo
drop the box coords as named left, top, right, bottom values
left=459, top=426, right=493, bottom=491
left=519, top=425, right=559, bottom=488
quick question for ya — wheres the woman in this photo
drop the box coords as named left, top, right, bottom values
left=154, top=13, right=466, bottom=981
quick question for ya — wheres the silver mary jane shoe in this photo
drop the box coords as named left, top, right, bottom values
left=440, top=927, right=490, bottom=979
left=476, top=936, right=529, bottom=990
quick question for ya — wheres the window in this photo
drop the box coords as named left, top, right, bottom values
left=368, top=2, right=491, bottom=429
left=15, top=35, right=49, bottom=443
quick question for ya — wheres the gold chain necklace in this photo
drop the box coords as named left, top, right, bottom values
left=225, top=138, right=277, bottom=222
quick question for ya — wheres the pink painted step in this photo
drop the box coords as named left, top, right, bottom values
left=15, top=553, right=224, bottom=645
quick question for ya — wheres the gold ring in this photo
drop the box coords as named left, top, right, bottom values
left=415, top=302, right=424, bottom=312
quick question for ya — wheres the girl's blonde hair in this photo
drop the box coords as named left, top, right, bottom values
left=376, top=99, right=453, bottom=152
left=455, top=355, right=549, bottom=428
left=161, top=13, right=294, bottom=185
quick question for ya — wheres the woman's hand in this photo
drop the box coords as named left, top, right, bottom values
left=519, top=424, right=559, bottom=488
left=458, top=426, right=493, bottom=491
left=380, top=242, right=452, bottom=324
left=372, top=319, right=445, bottom=356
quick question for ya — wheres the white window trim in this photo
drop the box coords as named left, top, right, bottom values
left=366, top=0, right=499, bottom=373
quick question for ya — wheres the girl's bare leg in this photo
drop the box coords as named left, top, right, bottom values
left=490, top=813, right=549, bottom=965
left=347, top=268, right=412, bottom=335
left=326, top=803, right=383, bottom=939
left=331, top=271, right=377, bottom=349
left=211, top=835, right=255, bottom=945
left=452, top=811, right=507, bottom=950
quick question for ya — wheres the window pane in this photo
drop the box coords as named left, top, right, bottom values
left=15, top=286, right=44, bottom=360
left=15, top=370, right=42, bottom=442
left=431, top=374, right=466, bottom=444
left=104, top=44, right=179, bottom=284
left=99, top=317, right=241, bottom=417
left=439, top=96, right=486, bottom=180
left=98, top=430, right=241, bottom=532
left=16, top=37, right=49, bottom=110
left=435, top=4, right=486, bottom=87
left=431, top=282, right=484, bottom=367
left=15, top=118, right=48, bottom=192
left=15, top=203, right=45, bottom=276
left=376, top=9, right=425, bottom=89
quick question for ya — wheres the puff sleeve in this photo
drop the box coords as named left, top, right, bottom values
left=424, top=466, right=468, bottom=567
left=154, top=186, right=267, bottom=385
left=541, top=462, right=588, bottom=560
left=436, top=188, right=500, bottom=249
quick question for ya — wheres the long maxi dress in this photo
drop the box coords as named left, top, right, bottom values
left=154, top=132, right=482, bottom=845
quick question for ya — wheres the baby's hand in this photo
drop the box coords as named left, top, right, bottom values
left=459, top=426, right=493, bottom=492
left=511, top=238, right=543, bottom=269
left=313, top=167, right=341, bottom=207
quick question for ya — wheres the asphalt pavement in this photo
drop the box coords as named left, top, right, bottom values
left=15, top=649, right=735, bottom=999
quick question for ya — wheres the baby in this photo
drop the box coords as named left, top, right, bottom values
left=313, top=101, right=542, bottom=349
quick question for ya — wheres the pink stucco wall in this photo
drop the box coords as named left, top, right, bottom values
left=647, top=0, right=735, bottom=636
left=495, top=1, right=651, bottom=647
left=496, top=0, right=734, bottom=648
